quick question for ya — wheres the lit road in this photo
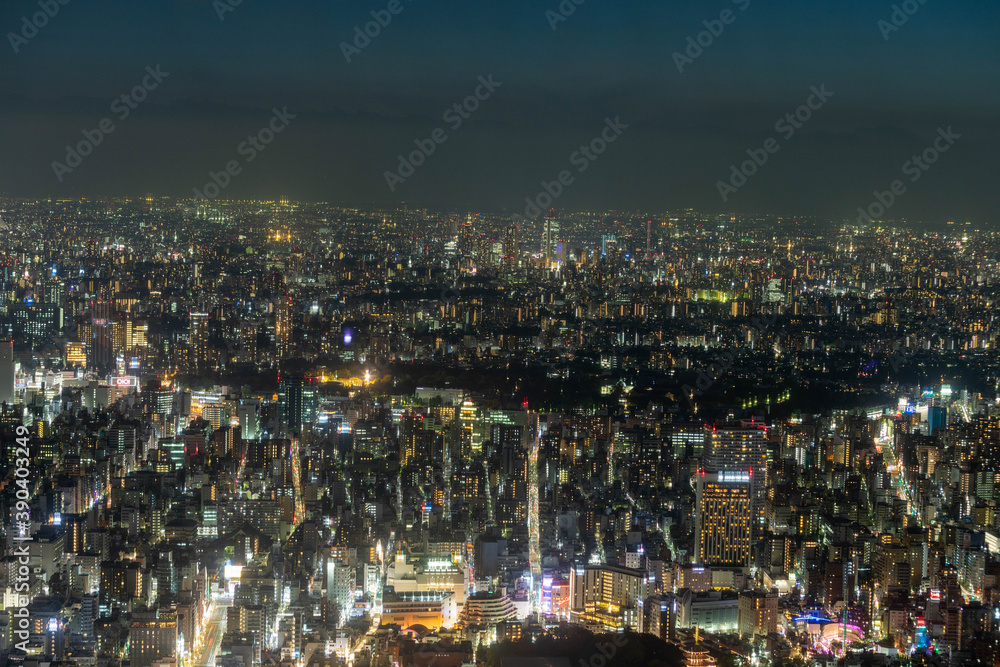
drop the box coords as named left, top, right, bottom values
left=528, top=428, right=540, bottom=612
left=291, top=437, right=304, bottom=524
left=875, top=417, right=922, bottom=524
left=193, top=600, right=230, bottom=667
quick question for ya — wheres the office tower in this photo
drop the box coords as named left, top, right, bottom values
left=189, top=311, right=209, bottom=372
left=502, top=223, right=520, bottom=269
left=706, top=423, right=768, bottom=523
left=694, top=471, right=752, bottom=568
left=325, top=559, right=355, bottom=624
left=352, top=420, right=385, bottom=457
left=239, top=320, right=259, bottom=364
left=977, top=417, right=1000, bottom=471
left=128, top=609, right=177, bottom=667
left=568, top=564, right=648, bottom=627
left=278, top=375, right=317, bottom=434
left=459, top=214, right=476, bottom=262
left=113, top=317, right=134, bottom=356
left=275, top=294, right=292, bottom=359
left=65, top=342, right=87, bottom=369
left=11, top=301, right=63, bottom=344
left=239, top=401, right=261, bottom=441
left=601, top=234, right=617, bottom=256
left=44, top=281, right=63, bottom=307
left=399, top=412, right=429, bottom=467
left=0, top=338, right=13, bottom=404
left=89, top=302, right=115, bottom=372
left=737, top=590, right=778, bottom=637
left=541, top=217, right=560, bottom=263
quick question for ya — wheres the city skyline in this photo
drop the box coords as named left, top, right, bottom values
left=4, top=1, right=1000, bottom=666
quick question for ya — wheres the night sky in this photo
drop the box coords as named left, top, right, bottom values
left=1, top=0, right=998, bottom=223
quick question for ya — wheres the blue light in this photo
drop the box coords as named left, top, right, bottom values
left=793, top=615, right=831, bottom=624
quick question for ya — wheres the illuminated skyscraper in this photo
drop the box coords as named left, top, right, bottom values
left=128, top=609, right=177, bottom=667
left=278, top=374, right=317, bottom=435
left=694, top=471, right=752, bottom=568
left=89, top=302, right=115, bottom=372
left=541, top=217, right=560, bottom=264
left=706, top=423, right=768, bottom=523
left=189, top=311, right=209, bottom=372
left=275, top=294, right=292, bottom=359
left=502, top=223, right=520, bottom=269
left=0, top=338, right=13, bottom=404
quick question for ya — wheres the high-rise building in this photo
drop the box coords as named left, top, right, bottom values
left=65, top=342, right=87, bottom=369
left=129, top=609, right=177, bottom=667
left=10, top=301, right=63, bottom=344
left=706, top=423, right=768, bottom=522
left=694, top=471, right=752, bottom=568
left=278, top=375, right=317, bottom=435
left=239, top=401, right=261, bottom=441
left=0, top=338, right=13, bottom=405
left=189, top=311, right=209, bottom=372
left=737, top=590, right=778, bottom=637
left=568, top=564, right=648, bottom=628
left=502, top=223, right=520, bottom=269
left=275, top=295, right=292, bottom=359
left=88, top=302, right=115, bottom=372
left=541, top=217, right=560, bottom=264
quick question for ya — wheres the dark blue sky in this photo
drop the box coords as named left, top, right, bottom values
left=1, top=0, right=998, bottom=224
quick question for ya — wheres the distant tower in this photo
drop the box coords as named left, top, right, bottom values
left=0, top=338, right=13, bottom=404
left=503, top=222, right=520, bottom=269
left=189, top=312, right=209, bottom=372
left=541, top=218, right=560, bottom=264
left=90, top=302, right=115, bottom=373
left=275, top=294, right=292, bottom=359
